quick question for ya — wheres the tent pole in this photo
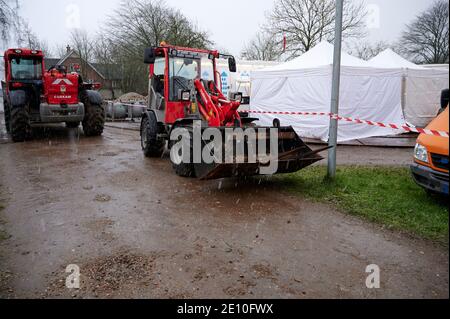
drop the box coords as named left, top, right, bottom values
left=327, top=0, right=344, bottom=179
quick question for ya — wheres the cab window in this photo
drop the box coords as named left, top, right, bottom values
left=152, top=57, right=166, bottom=96
left=169, top=57, right=200, bottom=101
left=10, top=57, right=43, bottom=80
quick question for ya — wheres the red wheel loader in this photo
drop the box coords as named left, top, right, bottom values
left=140, top=44, right=329, bottom=180
left=1, top=48, right=105, bottom=142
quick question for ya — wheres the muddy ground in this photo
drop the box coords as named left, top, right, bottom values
left=0, top=116, right=448, bottom=299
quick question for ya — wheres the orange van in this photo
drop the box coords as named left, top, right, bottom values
left=411, top=90, right=449, bottom=196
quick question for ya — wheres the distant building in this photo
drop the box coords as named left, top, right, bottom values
left=44, top=46, right=122, bottom=100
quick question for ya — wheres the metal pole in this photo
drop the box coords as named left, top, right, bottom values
left=327, top=0, right=344, bottom=179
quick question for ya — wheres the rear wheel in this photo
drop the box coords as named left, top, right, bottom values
left=141, top=113, right=165, bottom=157
left=82, top=100, right=105, bottom=136
left=10, top=106, right=31, bottom=142
left=66, top=122, right=80, bottom=128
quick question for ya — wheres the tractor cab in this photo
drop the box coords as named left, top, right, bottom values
left=3, top=49, right=45, bottom=94
left=144, top=44, right=237, bottom=126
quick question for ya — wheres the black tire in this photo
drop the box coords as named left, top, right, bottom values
left=4, top=101, right=11, bottom=133
left=10, top=106, right=31, bottom=142
left=66, top=122, right=80, bottom=128
left=140, top=112, right=165, bottom=157
left=440, top=89, right=449, bottom=109
left=169, top=126, right=196, bottom=178
left=82, top=100, right=105, bottom=136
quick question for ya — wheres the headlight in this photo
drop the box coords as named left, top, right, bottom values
left=414, top=143, right=429, bottom=163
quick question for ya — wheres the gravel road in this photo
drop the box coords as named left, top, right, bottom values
left=0, top=120, right=447, bottom=299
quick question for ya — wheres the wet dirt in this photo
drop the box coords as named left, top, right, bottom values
left=0, top=119, right=448, bottom=299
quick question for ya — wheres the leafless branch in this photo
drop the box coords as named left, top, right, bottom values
left=397, top=0, right=449, bottom=64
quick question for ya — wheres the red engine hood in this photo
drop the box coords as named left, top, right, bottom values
left=43, top=71, right=79, bottom=105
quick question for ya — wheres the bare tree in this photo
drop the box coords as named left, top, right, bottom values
left=70, top=29, right=94, bottom=79
left=398, top=0, right=449, bottom=64
left=267, top=0, right=367, bottom=59
left=15, top=21, right=52, bottom=55
left=0, top=0, right=20, bottom=45
left=54, top=44, right=69, bottom=59
left=349, top=41, right=390, bottom=60
left=241, top=32, right=283, bottom=61
left=1, top=1, right=52, bottom=55
left=102, top=0, right=212, bottom=93
left=92, top=33, right=119, bottom=99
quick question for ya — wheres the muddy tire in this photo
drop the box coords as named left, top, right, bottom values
left=141, top=113, right=165, bottom=157
left=172, top=158, right=196, bottom=178
left=66, top=122, right=80, bottom=128
left=82, top=101, right=105, bottom=136
left=169, top=127, right=196, bottom=178
left=4, top=101, right=11, bottom=133
left=10, top=106, right=31, bottom=142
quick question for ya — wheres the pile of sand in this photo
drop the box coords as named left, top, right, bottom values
left=116, top=92, right=146, bottom=103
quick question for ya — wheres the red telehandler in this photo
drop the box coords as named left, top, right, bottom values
left=1, top=48, right=105, bottom=142
left=140, top=44, right=328, bottom=179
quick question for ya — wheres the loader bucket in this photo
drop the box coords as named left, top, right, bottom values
left=193, top=126, right=329, bottom=180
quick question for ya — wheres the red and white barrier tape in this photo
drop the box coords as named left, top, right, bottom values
left=248, top=110, right=449, bottom=138
left=114, top=103, right=449, bottom=137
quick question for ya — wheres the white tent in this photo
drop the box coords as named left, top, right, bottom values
left=368, top=49, right=423, bottom=69
left=368, top=49, right=449, bottom=128
left=263, top=41, right=368, bottom=70
left=250, top=42, right=406, bottom=142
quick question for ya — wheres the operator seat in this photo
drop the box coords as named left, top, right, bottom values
left=152, top=75, right=165, bottom=110
left=170, top=76, right=190, bottom=101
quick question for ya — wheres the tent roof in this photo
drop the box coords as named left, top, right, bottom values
left=368, top=49, right=424, bottom=69
left=261, top=41, right=368, bottom=72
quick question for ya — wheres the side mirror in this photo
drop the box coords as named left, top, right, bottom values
left=440, top=88, right=449, bottom=109
left=228, top=56, right=237, bottom=73
left=144, top=47, right=156, bottom=64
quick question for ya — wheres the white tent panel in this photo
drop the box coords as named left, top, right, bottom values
left=367, top=49, right=449, bottom=127
left=251, top=42, right=406, bottom=142
left=404, top=68, right=449, bottom=127
left=251, top=66, right=405, bottom=142
left=251, top=67, right=331, bottom=140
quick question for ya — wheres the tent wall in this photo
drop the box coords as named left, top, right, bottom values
left=404, top=68, right=449, bottom=127
left=250, top=67, right=405, bottom=142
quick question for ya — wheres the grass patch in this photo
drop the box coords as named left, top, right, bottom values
left=279, top=166, right=449, bottom=243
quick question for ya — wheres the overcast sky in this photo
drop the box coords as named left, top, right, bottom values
left=16, top=0, right=438, bottom=57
